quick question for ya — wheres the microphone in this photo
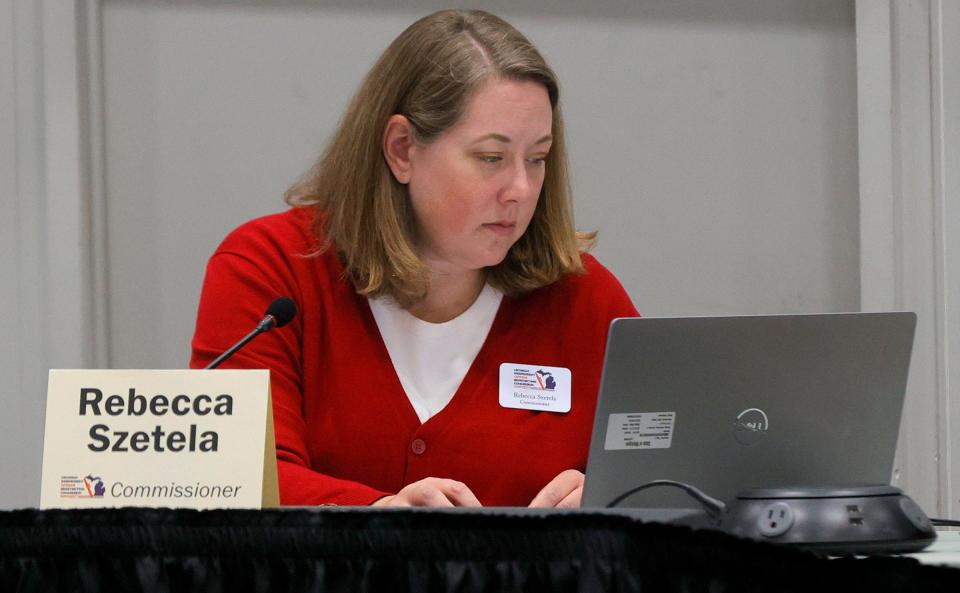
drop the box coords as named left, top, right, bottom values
left=205, top=297, right=298, bottom=370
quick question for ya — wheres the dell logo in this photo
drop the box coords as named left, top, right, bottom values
left=734, top=407, right=769, bottom=445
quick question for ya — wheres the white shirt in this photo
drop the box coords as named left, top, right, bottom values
left=369, top=284, right=503, bottom=424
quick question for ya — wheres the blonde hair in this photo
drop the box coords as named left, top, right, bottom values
left=286, top=9, right=593, bottom=307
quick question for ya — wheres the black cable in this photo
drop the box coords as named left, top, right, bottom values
left=605, top=479, right=726, bottom=520
left=930, top=518, right=960, bottom=527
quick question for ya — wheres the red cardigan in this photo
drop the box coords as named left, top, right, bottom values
left=190, top=208, right=639, bottom=506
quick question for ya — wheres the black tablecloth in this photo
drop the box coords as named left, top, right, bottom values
left=1, top=507, right=958, bottom=592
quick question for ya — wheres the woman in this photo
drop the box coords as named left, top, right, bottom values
left=190, top=9, right=638, bottom=507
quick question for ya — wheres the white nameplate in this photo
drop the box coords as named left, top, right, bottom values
left=498, top=362, right=572, bottom=413
left=40, top=369, right=279, bottom=510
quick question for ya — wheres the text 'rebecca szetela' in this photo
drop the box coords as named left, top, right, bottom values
left=79, top=388, right=234, bottom=452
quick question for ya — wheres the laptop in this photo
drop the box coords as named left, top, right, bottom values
left=581, top=312, right=916, bottom=511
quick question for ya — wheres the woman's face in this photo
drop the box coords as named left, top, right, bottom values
left=406, top=79, right=553, bottom=276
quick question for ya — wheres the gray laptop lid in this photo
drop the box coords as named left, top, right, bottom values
left=582, top=312, right=916, bottom=509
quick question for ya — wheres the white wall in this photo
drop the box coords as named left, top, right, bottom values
left=2, top=0, right=956, bottom=515
left=944, top=0, right=960, bottom=520
left=857, top=0, right=960, bottom=518
left=1, top=0, right=72, bottom=511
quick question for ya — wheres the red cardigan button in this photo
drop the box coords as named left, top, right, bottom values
left=411, top=438, right=427, bottom=455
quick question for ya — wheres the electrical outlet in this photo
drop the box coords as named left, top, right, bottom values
left=757, top=502, right=795, bottom=537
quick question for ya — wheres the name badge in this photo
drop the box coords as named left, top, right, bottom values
left=499, top=363, right=571, bottom=413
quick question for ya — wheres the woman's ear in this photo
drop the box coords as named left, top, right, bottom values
left=383, top=114, right=415, bottom=184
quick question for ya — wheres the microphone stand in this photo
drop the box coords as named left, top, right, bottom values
left=205, top=315, right=277, bottom=370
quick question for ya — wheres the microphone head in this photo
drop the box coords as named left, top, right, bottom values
left=265, top=297, right=297, bottom=328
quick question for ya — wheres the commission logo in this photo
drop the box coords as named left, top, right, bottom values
left=60, top=474, right=106, bottom=498
left=534, top=370, right=556, bottom=390
left=733, top=408, right=769, bottom=445
left=512, top=367, right=557, bottom=391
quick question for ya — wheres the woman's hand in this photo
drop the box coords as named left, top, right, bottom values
left=371, top=477, right=483, bottom=507
left=528, top=469, right=584, bottom=508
